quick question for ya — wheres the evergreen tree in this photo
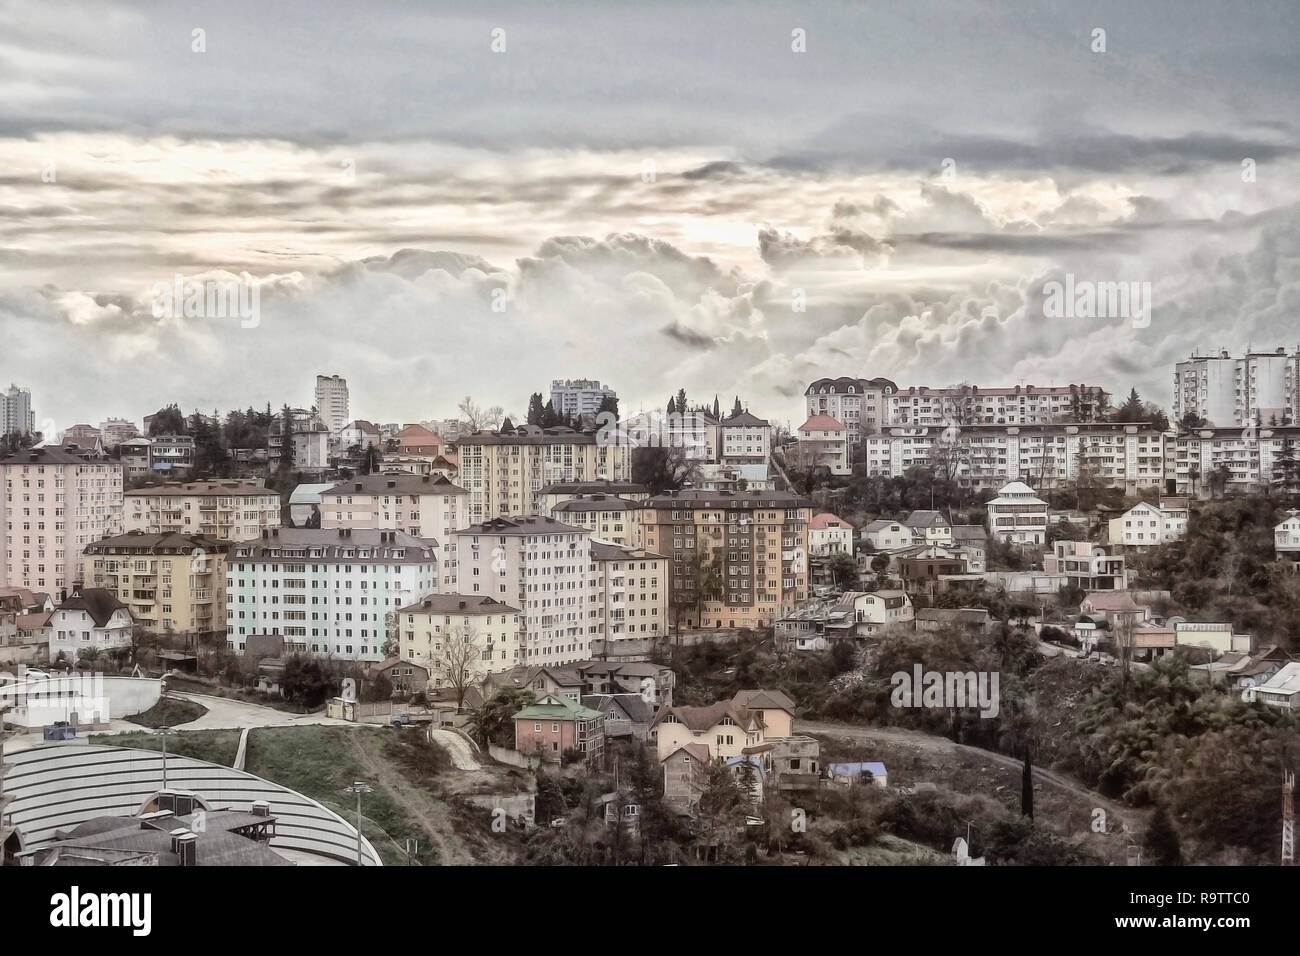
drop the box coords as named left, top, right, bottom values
left=666, top=396, right=676, bottom=419
left=500, top=416, right=514, bottom=432
left=596, top=394, right=619, bottom=420
left=712, top=395, right=720, bottom=419
left=148, top=404, right=187, bottom=436
left=731, top=396, right=743, bottom=417
left=276, top=405, right=296, bottom=479
left=1114, top=388, right=1145, bottom=423
left=675, top=389, right=688, bottom=416
left=527, top=393, right=546, bottom=426
left=1021, top=751, right=1034, bottom=819
left=541, top=400, right=560, bottom=428
left=1143, top=804, right=1183, bottom=866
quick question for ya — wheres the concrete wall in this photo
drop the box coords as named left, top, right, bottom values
left=3, top=744, right=382, bottom=865
left=0, top=675, right=163, bottom=728
left=487, top=743, right=541, bottom=770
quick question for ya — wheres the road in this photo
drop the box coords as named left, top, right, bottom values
left=796, top=718, right=1139, bottom=824
left=427, top=727, right=481, bottom=771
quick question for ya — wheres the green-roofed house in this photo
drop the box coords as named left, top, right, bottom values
left=513, top=693, right=606, bottom=764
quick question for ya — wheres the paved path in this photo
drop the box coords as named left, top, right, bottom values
left=167, top=692, right=355, bottom=731
left=427, top=727, right=481, bottom=771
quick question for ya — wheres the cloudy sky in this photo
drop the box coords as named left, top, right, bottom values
left=2, top=0, right=1299, bottom=432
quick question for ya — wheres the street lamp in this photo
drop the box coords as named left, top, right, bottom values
left=343, top=781, right=374, bottom=865
left=154, top=727, right=178, bottom=789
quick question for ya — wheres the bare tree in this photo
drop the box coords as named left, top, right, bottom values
left=458, top=397, right=506, bottom=432
left=437, top=623, right=484, bottom=711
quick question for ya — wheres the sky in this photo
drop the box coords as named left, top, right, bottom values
left=2, top=0, right=1299, bottom=433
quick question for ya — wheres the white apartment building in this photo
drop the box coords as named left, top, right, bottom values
left=0, top=446, right=124, bottom=594
left=456, top=425, right=629, bottom=523
left=1166, top=426, right=1300, bottom=495
left=616, top=409, right=717, bottom=462
left=1173, top=348, right=1297, bottom=427
left=315, top=374, right=350, bottom=435
left=47, top=586, right=133, bottom=662
left=225, top=528, right=438, bottom=662
left=590, top=539, right=668, bottom=642
left=397, top=593, right=522, bottom=681
left=124, top=480, right=280, bottom=539
left=803, top=377, right=896, bottom=444
left=452, top=515, right=595, bottom=668
left=864, top=422, right=1166, bottom=493
left=0, top=385, right=34, bottom=436
left=1108, top=498, right=1189, bottom=547
left=98, top=418, right=140, bottom=448
left=790, top=415, right=849, bottom=475
left=717, top=411, right=771, bottom=465
left=886, top=384, right=1105, bottom=427
left=550, top=494, right=642, bottom=547
left=986, top=481, right=1049, bottom=545
left=808, top=513, right=854, bottom=555
left=550, top=379, right=617, bottom=418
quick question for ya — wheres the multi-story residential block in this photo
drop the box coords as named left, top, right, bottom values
left=146, top=435, right=195, bottom=477
left=1165, top=426, right=1300, bottom=496
left=268, top=409, right=331, bottom=475
left=717, top=410, right=771, bottom=465
left=1276, top=510, right=1300, bottom=562
left=456, top=425, right=629, bottom=523
left=864, top=422, right=1166, bottom=493
left=615, top=409, right=717, bottom=461
left=639, top=489, right=811, bottom=630
left=808, top=512, right=853, bottom=555
left=0, top=446, right=124, bottom=594
left=513, top=693, right=606, bottom=764
left=98, top=418, right=140, bottom=449
left=1108, top=498, right=1190, bottom=547
left=551, top=494, right=642, bottom=546
left=986, top=481, right=1050, bottom=545
left=803, top=377, right=896, bottom=444
left=538, top=481, right=648, bottom=517
left=452, top=515, right=595, bottom=667
left=314, top=374, right=350, bottom=435
left=590, top=540, right=668, bottom=642
left=46, top=586, right=133, bottom=663
left=1043, top=541, right=1126, bottom=590
left=1174, top=348, right=1296, bottom=427
left=886, top=383, right=1105, bottom=427
left=550, top=379, right=617, bottom=418
left=82, top=532, right=230, bottom=639
left=124, top=480, right=280, bottom=539
left=320, top=473, right=468, bottom=585
left=225, top=528, right=438, bottom=662
left=397, top=593, right=522, bottom=680
left=0, top=384, right=34, bottom=436
left=790, top=414, right=849, bottom=475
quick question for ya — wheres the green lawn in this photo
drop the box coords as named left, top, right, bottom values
left=94, top=728, right=241, bottom=767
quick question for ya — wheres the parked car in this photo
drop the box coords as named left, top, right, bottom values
left=390, top=713, right=410, bottom=726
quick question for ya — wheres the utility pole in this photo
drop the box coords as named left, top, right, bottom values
left=1283, top=771, right=1295, bottom=866
left=344, top=781, right=374, bottom=866
left=154, top=727, right=178, bottom=789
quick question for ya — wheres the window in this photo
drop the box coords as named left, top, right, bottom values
left=534, top=722, right=541, bottom=732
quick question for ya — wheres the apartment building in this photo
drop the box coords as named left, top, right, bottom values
left=455, top=424, right=629, bottom=523
left=863, top=422, right=1166, bottom=493
left=397, top=593, right=522, bottom=681
left=1043, top=541, right=1126, bottom=590
left=550, top=379, right=617, bottom=418
left=615, top=409, right=717, bottom=461
left=267, top=409, right=331, bottom=475
left=62, top=424, right=101, bottom=448
left=225, top=528, right=438, bottom=662
left=551, top=494, right=642, bottom=546
left=1108, top=498, right=1190, bottom=547
left=790, top=415, right=849, bottom=475
left=590, top=540, right=668, bottom=642
left=144, top=435, right=195, bottom=477
left=886, top=384, right=1105, bottom=427
left=452, top=515, right=595, bottom=668
left=0, top=446, right=124, bottom=594
left=1276, top=510, right=1300, bottom=562
left=81, top=532, right=230, bottom=639
left=986, top=481, right=1049, bottom=545
left=314, top=374, right=350, bottom=435
left=1173, top=348, right=1297, bottom=427
left=808, top=513, right=853, bottom=555
left=1165, top=426, right=1300, bottom=495
left=803, top=377, right=896, bottom=443
left=0, top=385, right=34, bottom=435
left=538, top=480, right=649, bottom=517
left=98, top=418, right=140, bottom=448
left=639, top=489, right=812, bottom=630
left=124, top=480, right=280, bottom=539
left=717, top=411, right=771, bottom=465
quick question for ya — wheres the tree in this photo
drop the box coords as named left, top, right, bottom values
left=731, top=395, right=743, bottom=418
left=712, top=396, right=721, bottom=419
left=675, top=389, right=688, bottom=416
left=1144, top=804, right=1183, bottom=866
left=148, top=404, right=187, bottom=436
left=465, top=688, right=535, bottom=748
left=631, top=445, right=701, bottom=495
left=0, top=430, right=42, bottom=456
left=597, top=394, right=619, bottom=420
left=526, top=393, right=546, bottom=426
left=360, top=442, right=381, bottom=475
left=1021, top=751, right=1034, bottom=819
left=438, top=623, right=484, bottom=711
left=189, top=411, right=228, bottom=476
left=697, top=759, right=749, bottom=839
left=1208, top=463, right=1232, bottom=499
left=275, top=405, right=296, bottom=479
left=1113, top=388, right=1145, bottom=423
left=828, top=552, right=860, bottom=590
left=541, top=400, right=560, bottom=428
left=459, top=396, right=504, bottom=432
left=671, top=546, right=723, bottom=635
